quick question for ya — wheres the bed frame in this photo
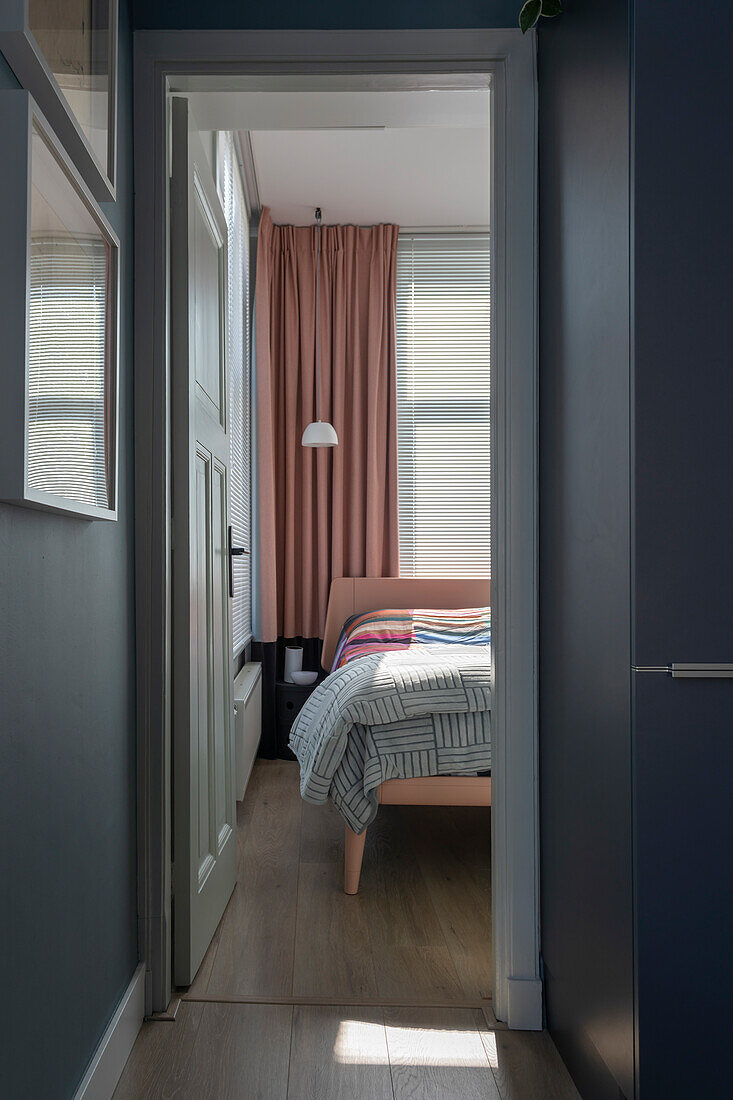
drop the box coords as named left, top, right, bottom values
left=322, top=576, right=492, bottom=894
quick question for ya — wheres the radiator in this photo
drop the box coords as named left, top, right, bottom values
left=233, top=662, right=262, bottom=801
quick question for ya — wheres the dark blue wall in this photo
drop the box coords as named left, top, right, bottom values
left=132, top=0, right=518, bottom=29
left=538, top=2, right=634, bottom=1097
left=632, top=2, right=733, bottom=1096
left=0, top=2, right=137, bottom=1097
left=541, top=0, right=733, bottom=1097
left=633, top=0, right=733, bottom=667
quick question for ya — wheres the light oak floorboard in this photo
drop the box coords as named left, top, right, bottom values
left=408, top=805, right=493, bottom=999
left=373, top=944, right=470, bottom=1003
left=205, top=762, right=302, bottom=998
left=292, top=860, right=380, bottom=998
left=362, top=807, right=450, bottom=946
left=362, top=807, right=466, bottom=1001
left=235, top=761, right=267, bottom=845
left=185, top=761, right=492, bottom=1005
left=113, top=1002, right=204, bottom=1098
left=384, top=1006, right=501, bottom=1100
left=116, top=1001, right=577, bottom=1100
left=286, top=1005, right=393, bottom=1100
left=124, top=764, right=580, bottom=1097
left=181, top=1001, right=292, bottom=1099
left=115, top=1003, right=292, bottom=1098
left=299, top=796, right=344, bottom=865
left=480, top=1026, right=582, bottom=1100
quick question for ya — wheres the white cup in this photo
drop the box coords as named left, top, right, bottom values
left=284, top=646, right=303, bottom=683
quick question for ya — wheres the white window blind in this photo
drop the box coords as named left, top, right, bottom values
left=396, top=234, right=491, bottom=579
left=28, top=236, right=110, bottom=509
left=217, top=132, right=252, bottom=653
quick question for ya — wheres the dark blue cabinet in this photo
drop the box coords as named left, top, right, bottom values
left=630, top=6, right=733, bottom=1094
left=539, top=1, right=733, bottom=1097
left=633, top=674, right=733, bottom=1098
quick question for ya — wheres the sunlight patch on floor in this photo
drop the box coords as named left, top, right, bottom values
left=481, top=1029, right=499, bottom=1067
left=333, top=1020, right=390, bottom=1064
left=333, top=1019, right=494, bottom=1067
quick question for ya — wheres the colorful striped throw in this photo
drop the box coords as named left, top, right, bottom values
left=332, top=607, right=491, bottom=669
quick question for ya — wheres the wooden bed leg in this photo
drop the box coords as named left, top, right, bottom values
left=344, top=825, right=367, bottom=895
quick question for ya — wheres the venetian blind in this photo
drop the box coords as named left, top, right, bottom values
left=217, top=132, right=252, bottom=652
left=396, top=234, right=491, bottom=578
left=28, top=236, right=110, bottom=508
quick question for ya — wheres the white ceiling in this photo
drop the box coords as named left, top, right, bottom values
left=188, top=88, right=489, bottom=132
left=186, top=87, right=489, bottom=229
left=248, top=126, right=489, bottom=228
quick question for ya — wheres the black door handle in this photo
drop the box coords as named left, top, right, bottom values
left=228, top=524, right=247, bottom=598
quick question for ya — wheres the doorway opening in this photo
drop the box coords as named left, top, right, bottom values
left=175, top=75, right=492, bottom=1007
left=133, top=30, right=539, bottom=1032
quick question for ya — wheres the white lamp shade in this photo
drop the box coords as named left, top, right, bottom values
left=302, top=420, right=338, bottom=447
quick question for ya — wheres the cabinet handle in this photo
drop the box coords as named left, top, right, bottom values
left=634, top=664, right=733, bottom=678
left=671, top=663, right=733, bottom=679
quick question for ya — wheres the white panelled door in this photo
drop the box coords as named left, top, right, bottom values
left=170, top=97, right=237, bottom=985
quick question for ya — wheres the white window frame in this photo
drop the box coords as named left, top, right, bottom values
left=133, top=29, right=538, bottom=1029
left=0, top=92, right=120, bottom=522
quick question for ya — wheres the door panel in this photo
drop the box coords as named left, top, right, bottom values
left=171, top=97, right=236, bottom=985
left=194, top=448, right=211, bottom=879
left=633, top=672, right=733, bottom=1097
left=634, top=26, right=733, bottom=667
left=192, top=176, right=225, bottom=416
left=212, top=459, right=232, bottom=849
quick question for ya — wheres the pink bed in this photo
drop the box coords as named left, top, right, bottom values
left=321, top=577, right=492, bottom=894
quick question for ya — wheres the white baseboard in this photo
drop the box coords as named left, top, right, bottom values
left=506, top=977, right=543, bottom=1030
left=73, top=963, right=146, bottom=1100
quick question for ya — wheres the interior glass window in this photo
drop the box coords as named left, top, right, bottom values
left=28, top=120, right=112, bottom=509
left=28, top=0, right=111, bottom=172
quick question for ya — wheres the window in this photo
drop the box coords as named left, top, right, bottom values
left=28, top=0, right=115, bottom=176
left=0, top=105, right=119, bottom=521
left=217, top=132, right=252, bottom=653
left=1, top=0, right=119, bottom=198
left=396, top=234, right=491, bottom=578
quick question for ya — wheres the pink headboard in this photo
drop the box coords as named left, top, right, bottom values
left=321, top=576, right=491, bottom=672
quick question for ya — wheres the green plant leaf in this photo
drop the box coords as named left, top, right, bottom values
left=519, top=0, right=542, bottom=33
left=541, top=0, right=564, bottom=17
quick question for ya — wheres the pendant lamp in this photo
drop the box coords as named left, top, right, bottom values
left=302, top=207, right=338, bottom=448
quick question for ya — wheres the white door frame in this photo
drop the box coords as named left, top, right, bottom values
left=133, top=27, right=539, bottom=1027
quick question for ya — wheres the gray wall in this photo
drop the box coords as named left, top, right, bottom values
left=0, top=3, right=137, bottom=1097
left=538, top=1, right=634, bottom=1097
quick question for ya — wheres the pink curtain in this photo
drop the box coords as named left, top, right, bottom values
left=256, top=207, right=399, bottom=643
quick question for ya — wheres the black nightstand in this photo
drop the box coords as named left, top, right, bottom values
left=275, top=678, right=322, bottom=759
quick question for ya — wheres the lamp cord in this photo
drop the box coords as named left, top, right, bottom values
left=315, top=208, right=322, bottom=424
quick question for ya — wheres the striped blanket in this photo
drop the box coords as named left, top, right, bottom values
left=289, top=643, right=492, bottom=832
left=332, top=606, right=491, bottom=669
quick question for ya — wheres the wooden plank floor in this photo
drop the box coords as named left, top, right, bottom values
left=115, top=1001, right=581, bottom=1098
left=188, top=759, right=493, bottom=1004
left=116, top=761, right=579, bottom=1098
